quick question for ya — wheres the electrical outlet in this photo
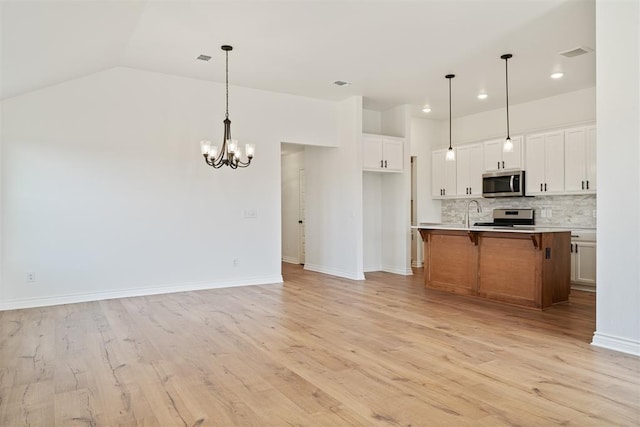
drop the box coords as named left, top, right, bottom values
left=592, top=209, right=597, bottom=218
left=243, top=209, right=257, bottom=219
left=26, top=272, right=36, bottom=282
left=233, top=258, right=239, bottom=267
left=547, top=208, right=552, bottom=218
left=540, top=208, right=547, bottom=218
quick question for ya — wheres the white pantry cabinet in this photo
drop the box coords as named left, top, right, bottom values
left=432, top=149, right=457, bottom=198
left=456, top=143, right=484, bottom=197
left=564, top=126, right=596, bottom=193
left=363, top=134, right=404, bottom=172
left=525, top=131, right=565, bottom=195
left=570, top=231, right=596, bottom=291
left=483, top=136, right=523, bottom=172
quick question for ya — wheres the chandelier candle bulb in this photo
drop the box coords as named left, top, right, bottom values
left=245, top=144, right=255, bottom=158
left=200, top=140, right=211, bottom=155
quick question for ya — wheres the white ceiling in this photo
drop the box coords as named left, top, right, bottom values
left=1, top=0, right=595, bottom=120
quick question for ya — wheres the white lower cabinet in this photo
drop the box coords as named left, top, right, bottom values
left=570, top=231, right=596, bottom=291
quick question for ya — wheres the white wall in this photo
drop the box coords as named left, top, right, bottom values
left=304, top=96, right=364, bottom=280
left=592, top=0, right=640, bottom=356
left=363, top=172, right=382, bottom=272
left=362, top=109, right=382, bottom=134
left=410, top=117, right=442, bottom=224
left=281, top=149, right=304, bottom=264
left=1, top=67, right=339, bottom=309
left=436, top=87, right=596, bottom=149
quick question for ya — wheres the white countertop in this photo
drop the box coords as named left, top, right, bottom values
left=414, top=223, right=572, bottom=234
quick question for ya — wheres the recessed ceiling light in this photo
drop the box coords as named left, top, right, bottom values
left=422, top=106, right=431, bottom=113
left=333, top=80, right=351, bottom=86
left=477, top=93, right=488, bottom=100
left=197, top=54, right=211, bottom=61
left=551, top=72, right=564, bottom=79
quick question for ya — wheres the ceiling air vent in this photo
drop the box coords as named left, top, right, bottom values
left=333, top=80, right=351, bottom=86
left=558, top=46, right=593, bottom=58
left=197, top=54, right=212, bottom=61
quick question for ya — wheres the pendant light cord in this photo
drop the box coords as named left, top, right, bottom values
left=505, top=56, right=510, bottom=139
left=448, top=77, right=452, bottom=149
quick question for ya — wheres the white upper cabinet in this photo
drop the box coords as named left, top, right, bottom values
left=483, top=136, right=523, bottom=172
left=432, top=149, right=457, bottom=198
left=363, top=134, right=404, bottom=172
left=564, top=126, right=596, bottom=193
left=525, top=131, right=565, bottom=195
left=456, top=143, right=484, bottom=197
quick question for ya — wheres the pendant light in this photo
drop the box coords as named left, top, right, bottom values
left=200, top=45, right=255, bottom=169
left=445, top=74, right=456, bottom=161
left=501, top=53, right=514, bottom=153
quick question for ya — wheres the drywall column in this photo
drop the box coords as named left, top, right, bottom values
left=304, top=96, right=364, bottom=279
left=380, top=105, right=412, bottom=275
left=592, top=0, right=640, bottom=355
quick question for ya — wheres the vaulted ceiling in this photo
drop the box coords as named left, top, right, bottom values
left=1, top=0, right=595, bottom=119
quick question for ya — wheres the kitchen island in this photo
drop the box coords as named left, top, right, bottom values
left=417, top=225, right=571, bottom=310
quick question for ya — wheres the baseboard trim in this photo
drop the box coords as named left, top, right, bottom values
left=592, top=332, right=640, bottom=356
left=381, top=265, right=414, bottom=276
left=0, top=275, right=284, bottom=311
left=282, top=256, right=300, bottom=265
left=303, top=263, right=365, bottom=280
left=364, top=265, right=381, bottom=273
left=411, top=260, right=424, bottom=268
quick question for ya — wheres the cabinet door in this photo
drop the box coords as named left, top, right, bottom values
left=586, top=126, right=596, bottom=191
left=525, top=134, right=546, bottom=195
left=575, top=242, right=596, bottom=285
left=457, top=144, right=483, bottom=196
left=382, top=139, right=403, bottom=172
left=544, top=132, right=565, bottom=193
left=483, top=139, right=502, bottom=172
left=432, top=150, right=445, bottom=198
left=363, top=135, right=383, bottom=170
left=570, top=244, right=577, bottom=282
left=564, top=128, right=587, bottom=192
left=444, top=153, right=457, bottom=197
left=502, top=135, right=523, bottom=170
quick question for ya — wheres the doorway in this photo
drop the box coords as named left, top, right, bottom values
left=281, top=143, right=306, bottom=265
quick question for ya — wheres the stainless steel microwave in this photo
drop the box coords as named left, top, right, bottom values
left=482, top=170, right=525, bottom=197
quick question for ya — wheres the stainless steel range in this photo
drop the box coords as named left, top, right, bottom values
left=474, top=208, right=535, bottom=227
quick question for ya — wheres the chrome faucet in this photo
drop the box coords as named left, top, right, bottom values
left=464, top=199, right=483, bottom=228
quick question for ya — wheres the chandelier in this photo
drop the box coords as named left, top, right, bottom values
left=200, top=45, right=255, bottom=169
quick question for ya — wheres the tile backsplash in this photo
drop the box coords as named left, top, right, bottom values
left=441, top=194, right=596, bottom=228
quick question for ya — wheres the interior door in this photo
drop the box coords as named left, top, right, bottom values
left=298, top=169, right=306, bottom=265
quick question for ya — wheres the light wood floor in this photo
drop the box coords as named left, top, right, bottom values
left=1, top=264, right=638, bottom=426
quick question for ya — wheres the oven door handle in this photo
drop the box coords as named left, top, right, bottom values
left=509, top=175, right=515, bottom=193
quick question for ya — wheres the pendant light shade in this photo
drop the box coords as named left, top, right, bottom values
left=501, top=53, right=514, bottom=153
left=445, top=74, right=456, bottom=161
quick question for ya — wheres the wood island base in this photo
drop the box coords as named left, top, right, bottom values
left=418, top=228, right=571, bottom=310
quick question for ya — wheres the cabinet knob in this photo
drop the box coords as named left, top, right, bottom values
left=540, top=183, right=543, bottom=192
left=586, top=180, right=589, bottom=190
left=502, top=161, right=505, bottom=169
left=544, top=183, right=547, bottom=192
left=384, top=160, right=387, bottom=168
left=570, top=243, right=573, bottom=253
left=582, top=180, right=585, bottom=190
left=498, top=161, right=500, bottom=169
left=380, top=160, right=383, bottom=168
